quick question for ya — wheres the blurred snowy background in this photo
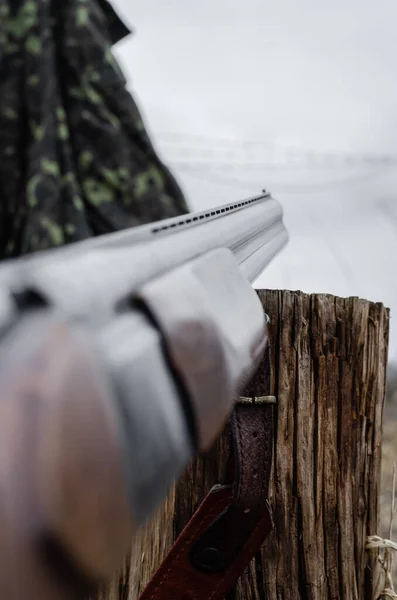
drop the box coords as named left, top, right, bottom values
left=112, top=0, right=397, bottom=369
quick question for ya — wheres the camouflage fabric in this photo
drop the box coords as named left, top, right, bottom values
left=0, top=0, right=189, bottom=259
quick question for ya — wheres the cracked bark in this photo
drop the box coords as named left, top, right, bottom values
left=95, top=290, right=389, bottom=600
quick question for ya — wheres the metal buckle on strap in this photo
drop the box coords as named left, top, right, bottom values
left=239, top=395, right=277, bottom=404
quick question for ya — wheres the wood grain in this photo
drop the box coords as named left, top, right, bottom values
left=96, top=290, right=389, bottom=600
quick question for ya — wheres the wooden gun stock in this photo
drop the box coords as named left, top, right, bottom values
left=0, top=315, right=133, bottom=599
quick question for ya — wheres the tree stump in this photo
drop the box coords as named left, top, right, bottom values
left=95, top=290, right=389, bottom=600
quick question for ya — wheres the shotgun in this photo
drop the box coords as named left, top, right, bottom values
left=0, top=191, right=288, bottom=599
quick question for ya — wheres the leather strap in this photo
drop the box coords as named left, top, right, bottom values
left=231, top=398, right=274, bottom=510
left=139, top=487, right=272, bottom=600
left=139, top=340, right=275, bottom=600
left=232, top=342, right=275, bottom=509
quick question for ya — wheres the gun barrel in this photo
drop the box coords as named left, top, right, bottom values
left=0, top=193, right=287, bottom=323
left=60, top=191, right=288, bottom=284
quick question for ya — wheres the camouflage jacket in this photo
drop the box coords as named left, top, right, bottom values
left=0, top=0, right=189, bottom=259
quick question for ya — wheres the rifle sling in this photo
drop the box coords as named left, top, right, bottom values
left=139, top=345, right=275, bottom=600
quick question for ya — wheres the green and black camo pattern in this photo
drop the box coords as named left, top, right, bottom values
left=0, top=0, right=189, bottom=259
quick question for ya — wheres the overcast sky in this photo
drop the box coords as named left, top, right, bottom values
left=112, top=0, right=397, bottom=361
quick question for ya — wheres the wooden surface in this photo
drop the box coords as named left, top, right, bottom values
left=95, top=290, right=389, bottom=600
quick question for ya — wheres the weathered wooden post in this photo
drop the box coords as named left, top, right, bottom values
left=95, top=290, right=389, bottom=600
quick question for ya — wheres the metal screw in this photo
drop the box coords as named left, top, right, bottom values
left=198, top=547, right=222, bottom=571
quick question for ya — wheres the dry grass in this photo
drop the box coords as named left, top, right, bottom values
left=379, top=399, right=397, bottom=585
